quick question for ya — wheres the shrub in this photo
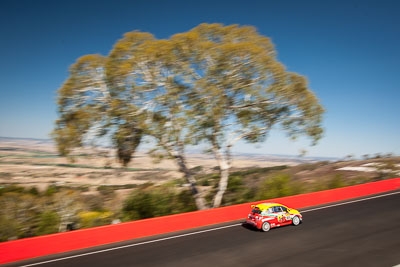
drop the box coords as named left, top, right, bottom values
left=256, top=174, right=302, bottom=200
left=0, top=185, right=26, bottom=195
left=35, top=211, right=60, bottom=235
left=191, top=166, right=203, bottom=173
left=231, top=166, right=288, bottom=176
left=81, top=194, right=105, bottom=211
left=227, top=175, right=243, bottom=193
left=348, top=176, right=371, bottom=186
left=44, top=185, right=60, bottom=196
left=327, top=174, right=346, bottom=189
left=199, top=179, right=210, bottom=186
left=0, top=215, right=20, bottom=241
left=196, top=173, right=220, bottom=187
left=28, top=187, right=40, bottom=196
left=122, top=186, right=196, bottom=221
left=97, top=185, right=115, bottom=198
left=78, top=211, right=113, bottom=228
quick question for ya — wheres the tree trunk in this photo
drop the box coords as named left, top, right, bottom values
left=211, top=139, right=231, bottom=208
left=213, top=159, right=229, bottom=208
left=173, top=153, right=209, bottom=210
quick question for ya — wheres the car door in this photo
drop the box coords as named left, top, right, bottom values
left=273, top=206, right=286, bottom=222
left=278, top=206, right=292, bottom=222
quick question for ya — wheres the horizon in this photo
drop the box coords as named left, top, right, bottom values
left=0, top=135, right=384, bottom=160
left=1, top=0, right=399, bottom=158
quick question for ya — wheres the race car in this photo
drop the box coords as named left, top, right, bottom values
left=245, top=203, right=302, bottom=232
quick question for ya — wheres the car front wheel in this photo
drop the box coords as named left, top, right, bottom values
left=261, top=222, right=271, bottom=232
left=292, top=216, right=300, bottom=226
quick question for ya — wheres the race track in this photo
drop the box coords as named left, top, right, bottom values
left=11, top=192, right=400, bottom=267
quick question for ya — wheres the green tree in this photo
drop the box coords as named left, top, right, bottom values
left=52, top=55, right=108, bottom=157
left=106, top=32, right=208, bottom=209
left=174, top=24, right=324, bottom=207
left=52, top=54, right=143, bottom=166
left=54, top=32, right=208, bottom=209
left=53, top=23, right=324, bottom=210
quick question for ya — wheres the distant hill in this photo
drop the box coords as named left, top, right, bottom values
left=0, top=136, right=338, bottom=162
left=230, top=152, right=338, bottom=162
left=0, top=136, right=53, bottom=143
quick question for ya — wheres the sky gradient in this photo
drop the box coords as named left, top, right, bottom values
left=0, top=0, right=399, bottom=158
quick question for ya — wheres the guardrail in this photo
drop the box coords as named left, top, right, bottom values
left=1, top=177, right=399, bottom=264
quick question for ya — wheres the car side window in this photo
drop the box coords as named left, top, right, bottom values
left=273, top=206, right=282, bottom=213
left=280, top=206, right=288, bottom=212
left=267, top=207, right=274, bottom=213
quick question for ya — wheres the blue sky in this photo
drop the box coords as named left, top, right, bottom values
left=0, top=0, right=399, bottom=158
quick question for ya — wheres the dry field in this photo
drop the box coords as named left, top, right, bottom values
left=0, top=138, right=301, bottom=192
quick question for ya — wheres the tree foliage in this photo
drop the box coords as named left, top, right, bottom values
left=53, top=23, right=324, bottom=210
left=168, top=24, right=324, bottom=207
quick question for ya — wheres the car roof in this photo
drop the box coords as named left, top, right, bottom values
left=255, top=203, right=282, bottom=209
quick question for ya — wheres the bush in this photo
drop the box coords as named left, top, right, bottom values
left=196, top=173, right=220, bottom=187
left=222, top=187, right=257, bottom=206
left=227, top=175, right=243, bottom=192
left=0, top=215, right=20, bottom=241
left=0, top=185, right=26, bottom=195
left=122, top=186, right=196, bottom=221
left=81, top=194, right=105, bottom=212
left=35, top=211, right=60, bottom=235
left=199, top=179, right=210, bottom=186
left=28, top=187, right=40, bottom=196
left=97, top=186, right=115, bottom=198
left=242, top=187, right=257, bottom=201
left=44, top=185, right=60, bottom=196
left=191, top=166, right=203, bottom=173
left=78, top=211, right=114, bottom=228
left=231, top=166, right=288, bottom=176
left=327, top=174, right=346, bottom=189
left=256, top=174, right=302, bottom=200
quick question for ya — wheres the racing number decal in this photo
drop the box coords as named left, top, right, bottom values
left=278, top=214, right=285, bottom=223
left=278, top=213, right=291, bottom=222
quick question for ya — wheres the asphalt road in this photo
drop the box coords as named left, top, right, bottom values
left=12, top=192, right=400, bottom=267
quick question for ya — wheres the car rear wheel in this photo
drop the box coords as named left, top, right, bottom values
left=292, top=216, right=300, bottom=226
left=261, top=222, right=271, bottom=232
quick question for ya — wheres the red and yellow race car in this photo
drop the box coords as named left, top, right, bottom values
left=245, top=202, right=302, bottom=232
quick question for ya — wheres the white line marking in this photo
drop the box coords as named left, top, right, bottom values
left=21, top=190, right=399, bottom=266
left=300, top=191, right=400, bottom=213
left=21, top=224, right=242, bottom=267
